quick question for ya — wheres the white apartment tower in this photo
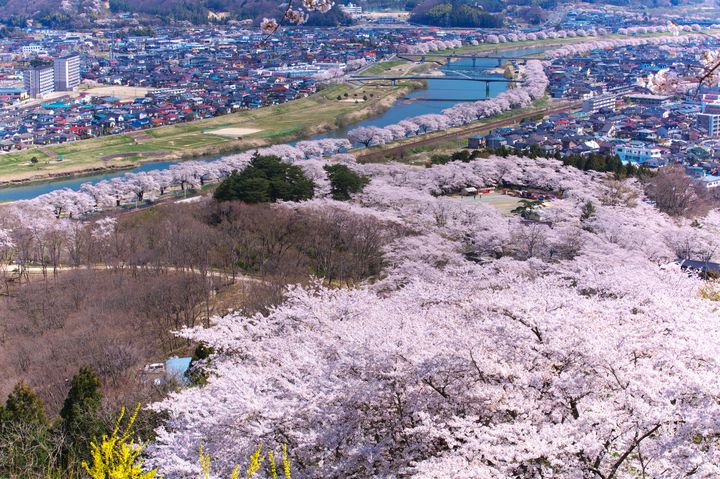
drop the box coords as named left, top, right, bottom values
left=23, top=65, right=55, bottom=98
left=54, top=54, right=81, bottom=92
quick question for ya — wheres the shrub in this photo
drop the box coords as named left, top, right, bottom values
left=82, top=404, right=156, bottom=479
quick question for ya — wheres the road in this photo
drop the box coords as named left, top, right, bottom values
left=355, top=100, right=583, bottom=162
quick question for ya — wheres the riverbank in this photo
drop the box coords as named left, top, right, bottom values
left=0, top=45, right=544, bottom=199
left=353, top=97, right=582, bottom=163
left=0, top=82, right=419, bottom=186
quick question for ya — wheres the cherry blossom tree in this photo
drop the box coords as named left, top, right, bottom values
left=146, top=154, right=720, bottom=479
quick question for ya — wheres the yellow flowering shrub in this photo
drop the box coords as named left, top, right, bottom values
left=82, top=405, right=156, bottom=479
left=81, top=405, right=291, bottom=479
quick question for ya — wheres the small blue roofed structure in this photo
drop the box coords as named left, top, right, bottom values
left=467, top=135, right=484, bottom=149
left=42, top=102, right=71, bottom=109
left=165, top=356, right=192, bottom=384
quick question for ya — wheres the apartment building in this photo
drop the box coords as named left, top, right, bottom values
left=54, top=54, right=81, bottom=91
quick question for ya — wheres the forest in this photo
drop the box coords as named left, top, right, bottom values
left=409, top=0, right=504, bottom=28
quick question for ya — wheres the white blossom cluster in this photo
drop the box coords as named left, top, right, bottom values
left=0, top=139, right=350, bottom=219
left=398, top=39, right=463, bottom=55
left=143, top=152, right=720, bottom=478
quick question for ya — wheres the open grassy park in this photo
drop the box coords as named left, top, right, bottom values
left=0, top=82, right=414, bottom=184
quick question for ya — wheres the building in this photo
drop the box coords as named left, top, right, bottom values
left=697, top=175, right=720, bottom=189
left=582, top=93, right=615, bottom=114
left=0, top=87, right=28, bottom=100
left=679, top=259, right=720, bottom=278
left=340, top=2, right=362, bottom=14
left=21, top=45, right=45, bottom=56
left=54, top=55, right=81, bottom=91
left=614, top=142, right=662, bottom=164
left=624, top=93, right=672, bottom=106
left=467, top=135, right=485, bottom=149
left=485, top=135, right=507, bottom=150
left=697, top=113, right=720, bottom=137
left=23, top=66, right=54, bottom=98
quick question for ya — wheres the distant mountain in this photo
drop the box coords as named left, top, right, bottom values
left=0, top=0, right=352, bottom=26
left=409, top=0, right=503, bottom=28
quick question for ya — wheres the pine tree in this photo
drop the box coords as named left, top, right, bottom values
left=60, top=368, right=104, bottom=458
left=580, top=201, right=596, bottom=222
left=2, top=382, right=46, bottom=426
left=324, top=164, right=370, bottom=201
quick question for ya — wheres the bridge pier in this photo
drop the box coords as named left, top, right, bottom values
left=485, top=81, right=490, bottom=98
left=498, top=58, right=502, bottom=67
left=472, top=57, right=476, bottom=67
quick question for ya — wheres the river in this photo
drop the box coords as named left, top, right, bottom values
left=0, top=47, right=545, bottom=201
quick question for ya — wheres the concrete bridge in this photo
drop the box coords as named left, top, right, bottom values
left=349, top=75, right=522, bottom=96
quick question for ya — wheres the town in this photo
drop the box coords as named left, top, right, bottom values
left=470, top=40, right=720, bottom=190
left=3, top=2, right=720, bottom=478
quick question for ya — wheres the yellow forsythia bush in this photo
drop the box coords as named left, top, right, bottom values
left=199, top=442, right=292, bottom=479
left=82, top=404, right=291, bottom=479
left=82, top=404, right=156, bottom=479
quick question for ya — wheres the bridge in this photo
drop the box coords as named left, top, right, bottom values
left=349, top=75, right=522, bottom=96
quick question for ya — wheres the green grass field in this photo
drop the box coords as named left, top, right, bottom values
left=0, top=83, right=410, bottom=183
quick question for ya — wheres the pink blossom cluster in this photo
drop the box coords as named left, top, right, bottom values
left=145, top=153, right=720, bottom=478
left=546, top=33, right=704, bottom=59
left=398, top=39, right=463, bottom=55
left=482, top=28, right=608, bottom=45
left=618, top=23, right=703, bottom=36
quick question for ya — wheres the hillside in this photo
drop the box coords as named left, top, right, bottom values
left=144, top=154, right=720, bottom=478
left=0, top=0, right=352, bottom=25
left=409, top=0, right=504, bottom=28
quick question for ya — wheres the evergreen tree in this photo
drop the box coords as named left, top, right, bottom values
left=324, top=164, right=370, bottom=201
left=0, top=383, right=51, bottom=477
left=60, top=368, right=104, bottom=458
left=214, top=154, right=315, bottom=203
left=2, top=382, right=46, bottom=426
left=580, top=201, right=596, bottom=222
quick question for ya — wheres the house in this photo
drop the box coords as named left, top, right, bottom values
left=485, top=135, right=507, bottom=150
left=679, top=259, right=720, bottom=278
left=467, top=135, right=485, bottom=149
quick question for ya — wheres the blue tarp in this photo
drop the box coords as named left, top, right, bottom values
left=165, top=357, right=192, bottom=383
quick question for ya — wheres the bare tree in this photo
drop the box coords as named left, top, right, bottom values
left=509, top=223, right=549, bottom=260
left=645, top=165, right=710, bottom=218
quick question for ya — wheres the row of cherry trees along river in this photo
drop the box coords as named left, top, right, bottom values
left=0, top=32, right=708, bottom=227
left=3, top=33, right=720, bottom=478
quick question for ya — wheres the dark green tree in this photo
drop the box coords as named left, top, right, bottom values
left=512, top=199, right=542, bottom=220
left=0, top=383, right=52, bottom=477
left=580, top=201, right=596, bottom=222
left=214, top=154, right=314, bottom=203
left=2, top=382, right=46, bottom=426
left=324, top=164, right=370, bottom=201
left=60, top=368, right=104, bottom=458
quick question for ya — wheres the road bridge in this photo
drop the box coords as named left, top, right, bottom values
left=350, top=75, right=522, bottom=96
